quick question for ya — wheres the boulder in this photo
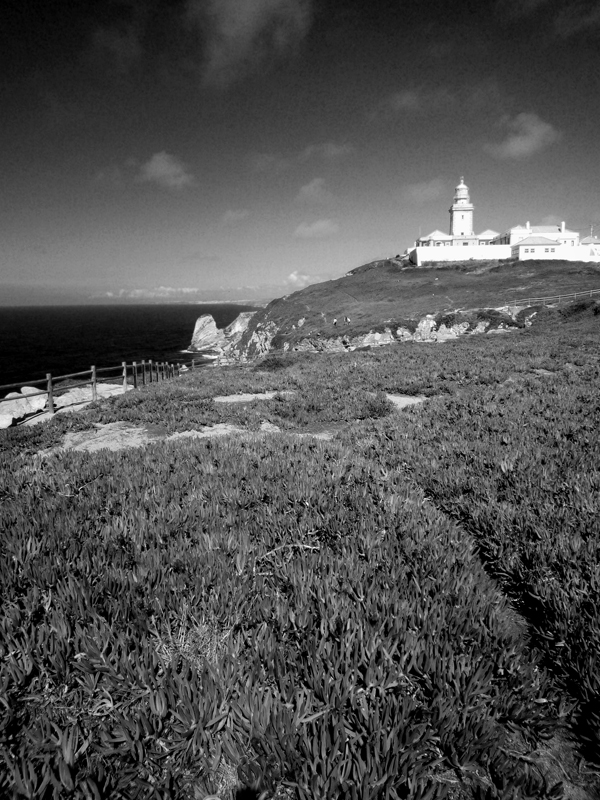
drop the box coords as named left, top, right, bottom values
left=0, top=387, right=48, bottom=427
left=223, top=311, right=255, bottom=344
left=189, top=315, right=226, bottom=353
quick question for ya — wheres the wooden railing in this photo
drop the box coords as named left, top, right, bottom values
left=0, top=358, right=200, bottom=415
left=506, top=287, right=600, bottom=308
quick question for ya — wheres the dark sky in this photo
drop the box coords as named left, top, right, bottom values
left=1, top=0, right=599, bottom=301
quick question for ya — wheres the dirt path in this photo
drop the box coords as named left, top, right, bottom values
left=38, top=393, right=426, bottom=455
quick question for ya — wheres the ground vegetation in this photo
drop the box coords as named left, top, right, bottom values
left=1, top=302, right=600, bottom=799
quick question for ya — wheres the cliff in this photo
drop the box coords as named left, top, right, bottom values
left=226, top=257, right=600, bottom=361
left=188, top=312, right=256, bottom=359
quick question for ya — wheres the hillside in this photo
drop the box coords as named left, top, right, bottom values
left=233, top=258, right=600, bottom=358
left=2, top=302, right=600, bottom=799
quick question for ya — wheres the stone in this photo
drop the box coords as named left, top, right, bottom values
left=0, top=386, right=48, bottom=426
left=223, top=311, right=256, bottom=342
left=386, top=393, right=426, bottom=410
left=189, top=315, right=226, bottom=353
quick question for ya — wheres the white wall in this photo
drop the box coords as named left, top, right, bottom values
left=409, top=245, right=512, bottom=265
left=515, top=245, right=600, bottom=263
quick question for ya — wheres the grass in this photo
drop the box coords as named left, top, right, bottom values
left=235, top=258, right=600, bottom=356
left=1, top=300, right=600, bottom=799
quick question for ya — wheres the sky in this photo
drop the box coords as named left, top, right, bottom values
left=1, top=0, right=599, bottom=303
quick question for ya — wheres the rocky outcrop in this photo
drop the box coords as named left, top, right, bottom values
left=225, top=320, right=280, bottom=362
left=292, top=328, right=396, bottom=353
left=189, top=315, right=226, bottom=353
left=0, top=387, right=48, bottom=429
left=189, top=312, right=256, bottom=359
left=396, top=317, right=490, bottom=343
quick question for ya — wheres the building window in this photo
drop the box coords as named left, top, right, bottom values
left=551, top=248, right=555, bottom=252
left=545, top=248, right=549, bottom=253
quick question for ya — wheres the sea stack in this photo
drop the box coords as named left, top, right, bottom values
left=188, top=315, right=226, bottom=353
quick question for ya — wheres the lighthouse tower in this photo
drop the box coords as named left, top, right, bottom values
left=449, top=177, right=474, bottom=237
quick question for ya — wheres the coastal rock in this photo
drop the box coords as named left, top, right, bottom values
left=293, top=328, right=395, bottom=354
left=189, top=315, right=226, bottom=353
left=0, top=386, right=48, bottom=428
left=237, top=321, right=280, bottom=361
left=223, top=311, right=256, bottom=344
left=189, top=311, right=257, bottom=362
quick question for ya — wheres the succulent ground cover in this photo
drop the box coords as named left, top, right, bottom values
left=235, top=258, right=600, bottom=350
left=1, top=300, right=600, bottom=799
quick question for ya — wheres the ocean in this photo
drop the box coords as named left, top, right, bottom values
left=0, top=304, right=258, bottom=390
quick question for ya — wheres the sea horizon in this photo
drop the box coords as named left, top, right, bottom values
left=0, top=303, right=258, bottom=390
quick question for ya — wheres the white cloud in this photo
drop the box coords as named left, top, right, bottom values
left=294, top=219, right=339, bottom=238
left=222, top=208, right=250, bottom=224
left=185, top=0, right=313, bottom=86
left=137, top=152, right=194, bottom=189
left=296, top=177, right=334, bottom=205
left=541, top=214, right=563, bottom=225
left=286, top=270, right=318, bottom=288
left=378, top=82, right=503, bottom=118
left=498, top=0, right=600, bottom=36
left=484, top=112, right=562, bottom=159
left=386, top=90, right=422, bottom=112
left=401, top=178, right=445, bottom=204
left=299, top=142, right=355, bottom=160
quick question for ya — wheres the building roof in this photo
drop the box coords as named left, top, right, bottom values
left=581, top=236, right=600, bottom=245
left=513, top=236, right=560, bottom=246
left=477, top=229, right=500, bottom=237
left=420, top=230, right=453, bottom=240
left=530, top=225, right=577, bottom=235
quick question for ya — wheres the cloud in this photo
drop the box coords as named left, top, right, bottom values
left=385, top=90, right=422, bottom=112
left=498, top=0, right=600, bottom=37
left=137, top=152, right=194, bottom=189
left=299, top=142, right=355, bottom=160
left=541, top=214, right=563, bottom=225
left=484, top=112, right=562, bottom=159
left=296, top=177, right=334, bottom=205
left=555, top=1, right=600, bottom=36
left=286, top=270, right=319, bottom=289
left=185, top=0, right=314, bottom=86
left=294, top=219, right=339, bottom=238
left=401, top=178, right=445, bottom=204
left=222, top=208, right=250, bottom=224
left=378, top=82, right=503, bottom=118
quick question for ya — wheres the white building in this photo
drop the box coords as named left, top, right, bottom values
left=415, top=178, right=499, bottom=248
left=492, top=221, right=579, bottom=246
left=408, top=178, right=598, bottom=265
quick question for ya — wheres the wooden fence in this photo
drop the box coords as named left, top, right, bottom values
left=0, top=358, right=200, bottom=416
left=507, top=287, right=600, bottom=308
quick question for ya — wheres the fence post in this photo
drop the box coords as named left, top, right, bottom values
left=91, top=365, right=97, bottom=401
left=148, top=360, right=153, bottom=383
left=122, top=362, right=127, bottom=392
left=47, top=373, right=54, bottom=415
left=140, top=360, right=145, bottom=386
left=133, top=362, right=138, bottom=389
left=192, top=359, right=195, bottom=370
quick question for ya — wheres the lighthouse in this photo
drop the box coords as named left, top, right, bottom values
left=449, top=177, right=474, bottom=237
